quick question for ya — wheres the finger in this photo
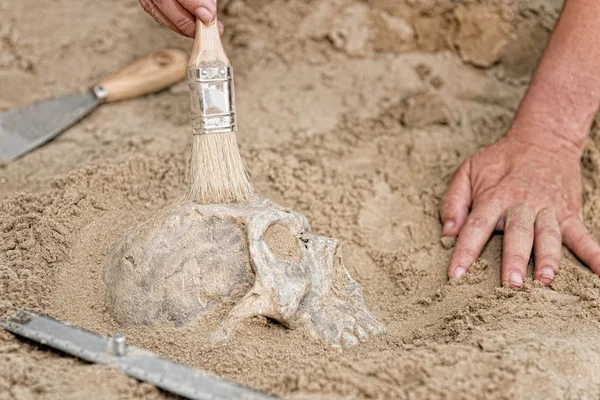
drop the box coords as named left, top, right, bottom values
left=448, top=201, right=503, bottom=279
left=139, top=0, right=185, bottom=35
left=440, top=161, right=472, bottom=237
left=176, top=0, right=218, bottom=25
left=533, top=208, right=561, bottom=285
left=562, top=216, right=600, bottom=276
left=502, top=205, right=535, bottom=288
left=152, top=0, right=198, bottom=37
left=218, top=20, right=224, bottom=35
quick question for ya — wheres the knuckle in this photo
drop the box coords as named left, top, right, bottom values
left=537, top=207, right=556, bottom=220
left=506, top=204, right=535, bottom=222
left=574, top=230, right=592, bottom=248
left=535, top=218, right=559, bottom=232
left=138, top=0, right=154, bottom=12
left=139, top=0, right=164, bottom=22
left=512, top=203, right=534, bottom=214
left=174, top=15, right=194, bottom=31
left=180, top=0, right=216, bottom=13
left=505, top=221, right=532, bottom=235
left=535, top=227, right=562, bottom=242
left=466, top=216, right=493, bottom=230
left=522, top=203, right=535, bottom=214
left=200, top=0, right=217, bottom=12
left=505, top=253, right=530, bottom=266
left=535, top=254, right=559, bottom=268
left=440, top=197, right=452, bottom=210
left=442, top=190, right=460, bottom=203
left=453, top=247, right=478, bottom=260
left=439, top=200, right=456, bottom=217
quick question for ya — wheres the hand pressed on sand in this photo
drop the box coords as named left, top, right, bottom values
left=439, top=0, right=600, bottom=288
left=139, top=0, right=224, bottom=37
left=440, top=134, right=600, bottom=287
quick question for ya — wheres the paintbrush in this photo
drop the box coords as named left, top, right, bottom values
left=186, top=6, right=253, bottom=204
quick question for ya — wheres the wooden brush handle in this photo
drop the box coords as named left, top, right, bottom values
left=99, top=48, right=188, bottom=103
left=188, top=2, right=229, bottom=68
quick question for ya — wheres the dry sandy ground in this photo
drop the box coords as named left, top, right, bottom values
left=3, top=0, right=600, bottom=398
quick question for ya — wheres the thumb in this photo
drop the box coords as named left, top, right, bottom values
left=440, top=161, right=472, bottom=237
left=179, top=0, right=218, bottom=25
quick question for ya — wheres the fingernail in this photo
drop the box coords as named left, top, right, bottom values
left=442, top=220, right=455, bottom=236
left=540, top=267, right=555, bottom=281
left=508, top=272, right=523, bottom=288
left=195, top=7, right=213, bottom=22
left=454, top=267, right=466, bottom=279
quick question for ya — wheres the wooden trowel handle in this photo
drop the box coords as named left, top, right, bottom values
left=99, top=48, right=187, bottom=103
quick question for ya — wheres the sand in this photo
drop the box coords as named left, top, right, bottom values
left=2, top=0, right=600, bottom=398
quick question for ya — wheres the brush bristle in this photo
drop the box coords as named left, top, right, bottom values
left=185, top=132, right=254, bottom=204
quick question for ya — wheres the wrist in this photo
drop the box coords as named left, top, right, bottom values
left=507, top=80, right=593, bottom=158
left=506, top=116, right=587, bottom=159
left=507, top=61, right=600, bottom=158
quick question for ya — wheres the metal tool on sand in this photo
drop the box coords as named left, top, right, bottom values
left=0, top=48, right=188, bottom=161
left=1, top=310, right=275, bottom=400
left=185, top=5, right=254, bottom=204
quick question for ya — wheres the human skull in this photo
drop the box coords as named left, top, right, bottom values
left=103, top=197, right=385, bottom=351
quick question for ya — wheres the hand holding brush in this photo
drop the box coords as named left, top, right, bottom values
left=138, top=0, right=224, bottom=38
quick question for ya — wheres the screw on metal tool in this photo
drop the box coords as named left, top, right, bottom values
left=112, top=333, right=127, bottom=356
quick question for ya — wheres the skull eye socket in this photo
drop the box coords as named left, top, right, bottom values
left=263, top=223, right=302, bottom=263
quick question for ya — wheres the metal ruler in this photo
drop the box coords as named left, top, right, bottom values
left=1, top=310, right=275, bottom=400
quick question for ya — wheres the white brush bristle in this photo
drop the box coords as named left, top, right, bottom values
left=185, top=132, right=254, bottom=204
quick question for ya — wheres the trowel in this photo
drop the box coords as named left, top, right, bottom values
left=0, top=48, right=188, bottom=161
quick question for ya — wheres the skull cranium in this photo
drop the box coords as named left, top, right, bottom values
left=103, top=197, right=385, bottom=350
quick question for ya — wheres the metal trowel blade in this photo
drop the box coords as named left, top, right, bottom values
left=0, top=90, right=101, bottom=161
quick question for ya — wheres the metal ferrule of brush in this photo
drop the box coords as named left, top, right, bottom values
left=188, top=66, right=237, bottom=135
